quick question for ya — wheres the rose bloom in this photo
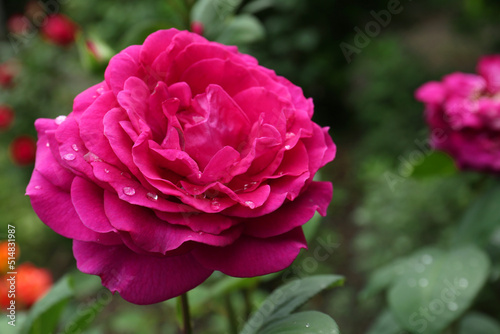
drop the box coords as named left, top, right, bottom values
left=10, top=135, right=37, bottom=166
left=40, top=14, right=78, bottom=46
left=416, top=55, right=500, bottom=172
left=27, top=29, right=336, bottom=304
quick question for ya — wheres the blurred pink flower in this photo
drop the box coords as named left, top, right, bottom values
left=416, top=55, right=500, bottom=172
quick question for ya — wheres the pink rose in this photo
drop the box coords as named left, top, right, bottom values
left=26, top=29, right=335, bottom=304
left=40, top=14, right=78, bottom=46
left=416, top=55, right=500, bottom=172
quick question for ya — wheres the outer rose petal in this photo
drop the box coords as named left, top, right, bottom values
left=477, top=55, right=500, bottom=93
left=27, top=171, right=120, bottom=245
left=192, top=227, right=307, bottom=277
left=244, top=181, right=333, bottom=238
left=73, top=240, right=213, bottom=305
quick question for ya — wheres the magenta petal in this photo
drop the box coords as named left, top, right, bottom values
left=244, top=181, right=333, bottom=238
left=140, top=29, right=180, bottom=66
left=105, top=45, right=144, bottom=95
left=193, top=227, right=307, bottom=277
left=477, top=55, right=500, bottom=93
left=73, top=240, right=213, bottom=305
left=103, top=192, right=243, bottom=253
left=71, top=177, right=116, bottom=233
left=26, top=171, right=121, bottom=245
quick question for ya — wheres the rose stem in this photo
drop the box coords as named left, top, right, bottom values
left=180, top=292, right=192, bottom=334
left=224, top=294, right=238, bottom=334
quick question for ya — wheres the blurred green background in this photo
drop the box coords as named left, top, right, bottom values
left=1, top=0, right=500, bottom=333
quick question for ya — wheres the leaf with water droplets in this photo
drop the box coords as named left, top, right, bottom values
left=388, top=246, right=490, bottom=334
left=258, top=311, right=340, bottom=334
left=241, top=275, right=344, bottom=334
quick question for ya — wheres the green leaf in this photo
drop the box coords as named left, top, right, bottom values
left=61, top=289, right=113, bottom=334
left=258, top=311, right=340, bottom=334
left=240, top=275, right=344, bottom=334
left=388, top=246, right=490, bottom=334
left=216, top=14, right=265, bottom=46
left=360, top=248, right=440, bottom=299
left=302, top=212, right=322, bottom=241
left=20, top=275, right=74, bottom=334
left=454, top=183, right=500, bottom=247
left=366, top=310, right=406, bottom=334
left=241, top=0, right=276, bottom=13
left=459, top=312, right=500, bottom=334
left=191, top=0, right=242, bottom=38
left=409, top=151, right=456, bottom=179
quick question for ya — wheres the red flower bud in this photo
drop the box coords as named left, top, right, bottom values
left=0, top=105, right=15, bottom=130
left=10, top=135, right=37, bottom=166
left=7, top=14, right=32, bottom=36
left=40, top=14, right=79, bottom=46
left=16, top=263, right=53, bottom=308
left=0, top=61, right=20, bottom=88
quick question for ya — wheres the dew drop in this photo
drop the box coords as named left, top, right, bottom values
left=96, top=87, right=105, bottom=94
left=199, top=231, right=204, bottom=235
left=84, top=152, right=102, bottom=162
left=211, top=200, right=221, bottom=210
left=284, top=145, right=292, bottom=150
left=447, top=302, right=458, bottom=311
left=458, top=278, right=469, bottom=289
left=63, top=153, right=76, bottom=161
left=305, top=323, right=310, bottom=328
left=285, top=132, right=295, bottom=139
left=34, top=185, right=42, bottom=190
left=146, top=192, right=158, bottom=201
left=418, top=278, right=429, bottom=287
left=197, top=172, right=202, bottom=179
left=55, top=115, right=67, bottom=125
left=421, top=254, right=433, bottom=265
left=46, top=142, right=50, bottom=147
left=71, top=144, right=79, bottom=152
left=104, top=169, right=110, bottom=174
left=123, top=187, right=136, bottom=196
left=245, top=201, right=256, bottom=209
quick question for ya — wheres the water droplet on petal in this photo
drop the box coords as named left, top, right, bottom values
left=285, top=132, right=295, bottom=139
left=199, top=231, right=204, bottom=235
left=104, top=169, right=110, bottom=174
left=245, top=201, right=256, bottom=209
left=284, top=145, right=292, bottom=150
left=447, top=302, right=458, bottom=311
left=71, top=144, right=79, bottom=152
left=211, top=200, right=221, bottom=210
left=123, top=187, right=136, bottom=196
left=197, top=172, right=202, bottom=179
left=84, top=152, right=102, bottom=162
left=147, top=192, right=158, bottom=201
left=46, top=142, right=50, bottom=147
left=458, top=278, right=469, bottom=289
left=96, top=87, right=105, bottom=94
left=55, top=115, right=67, bottom=125
left=34, top=185, right=42, bottom=190
left=63, top=153, right=76, bottom=161
left=418, top=278, right=429, bottom=287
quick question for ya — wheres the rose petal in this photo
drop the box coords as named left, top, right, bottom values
left=193, top=227, right=307, bottom=277
left=73, top=240, right=213, bottom=305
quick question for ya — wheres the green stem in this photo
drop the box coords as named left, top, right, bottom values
left=180, top=293, right=192, bottom=334
left=224, top=294, right=239, bottom=334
